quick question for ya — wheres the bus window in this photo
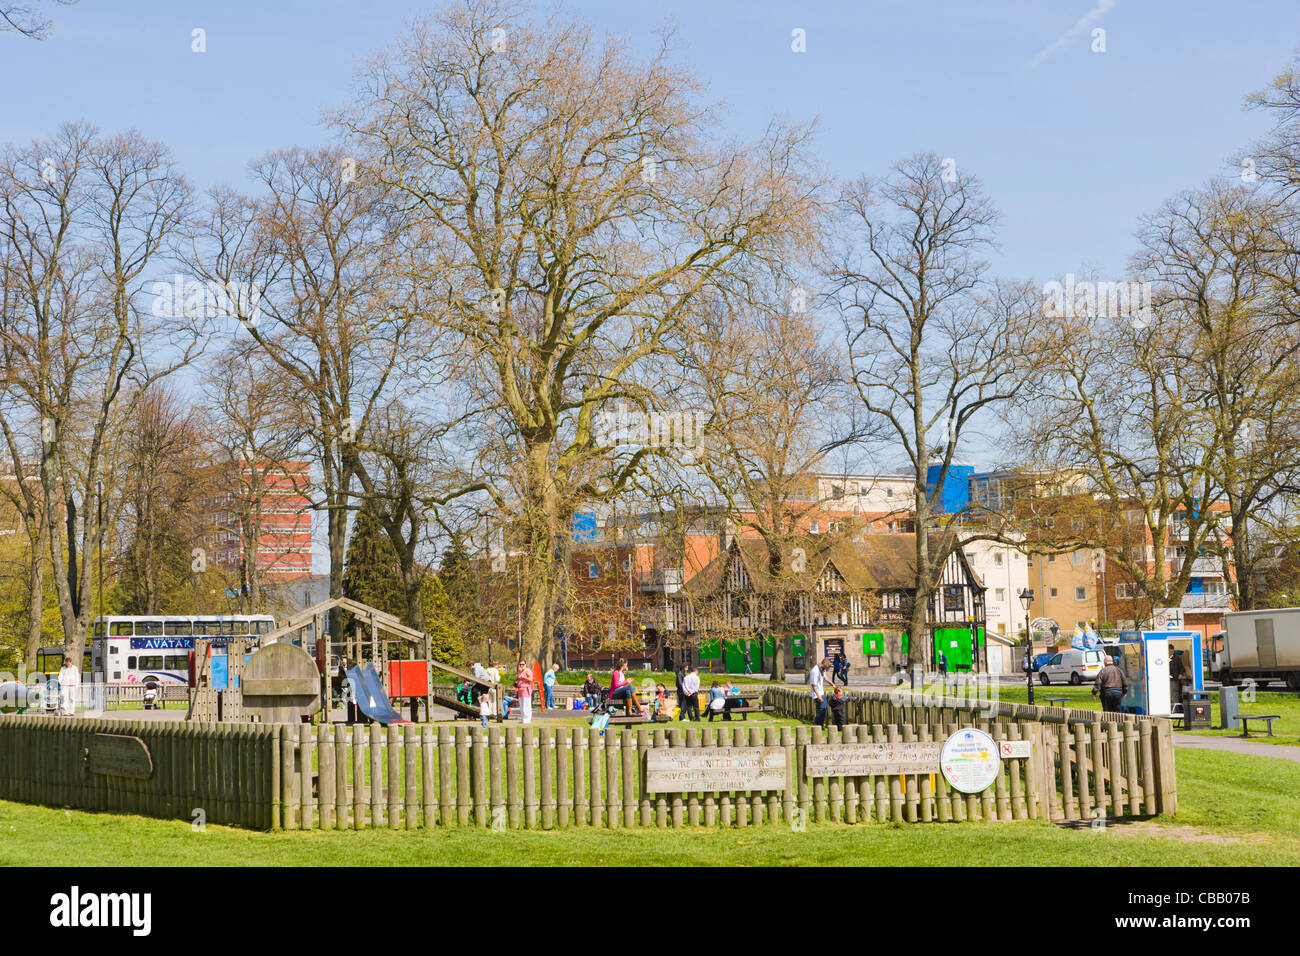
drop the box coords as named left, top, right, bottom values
left=222, top=620, right=239, bottom=635
left=164, top=655, right=188, bottom=670
left=138, top=656, right=164, bottom=670
left=165, top=621, right=193, bottom=636
left=196, top=621, right=221, bottom=636
left=108, top=644, right=119, bottom=655
left=111, top=621, right=133, bottom=636
left=128, top=656, right=137, bottom=669
left=93, top=621, right=105, bottom=637
left=138, top=620, right=163, bottom=636
left=256, top=620, right=273, bottom=634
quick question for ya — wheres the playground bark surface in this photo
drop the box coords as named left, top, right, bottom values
left=1, top=748, right=1296, bottom=867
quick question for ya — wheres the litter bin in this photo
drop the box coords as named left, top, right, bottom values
left=1182, top=690, right=1212, bottom=729
left=1218, top=685, right=1240, bottom=730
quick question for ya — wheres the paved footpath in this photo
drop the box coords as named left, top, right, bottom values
left=1174, top=733, right=1300, bottom=762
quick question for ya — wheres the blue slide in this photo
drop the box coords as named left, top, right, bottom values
left=346, top=665, right=407, bottom=725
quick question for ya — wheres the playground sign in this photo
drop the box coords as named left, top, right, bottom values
left=805, top=740, right=942, bottom=777
left=88, top=734, right=153, bottom=780
left=939, top=728, right=1000, bottom=794
left=645, top=747, right=787, bottom=793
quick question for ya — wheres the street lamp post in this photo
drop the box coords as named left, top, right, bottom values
left=1019, top=588, right=1035, bottom=706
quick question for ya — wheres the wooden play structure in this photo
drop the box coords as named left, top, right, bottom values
left=186, top=598, right=497, bottom=723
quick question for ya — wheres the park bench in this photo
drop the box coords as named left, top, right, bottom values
left=1044, top=697, right=1069, bottom=708
left=1238, top=714, right=1282, bottom=738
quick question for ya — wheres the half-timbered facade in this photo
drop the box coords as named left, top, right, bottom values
left=672, top=532, right=987, bottom=674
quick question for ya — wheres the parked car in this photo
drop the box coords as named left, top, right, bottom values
left=1039, top=648, right=1106, bottom=685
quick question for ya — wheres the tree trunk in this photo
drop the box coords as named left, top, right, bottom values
left=24, top=519, right=48, bottom=671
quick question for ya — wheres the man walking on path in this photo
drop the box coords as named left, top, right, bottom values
left=681, top=666, right=701, bottom=721
left=809, top=657, right=829, bottom=728
left=543, top=664, right=558, bottom=710
left=1092, top=655, right=1128, bottom=713
left=743, top=645, right=753, bottom=675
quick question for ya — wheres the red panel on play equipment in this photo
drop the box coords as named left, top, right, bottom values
left=388, top=660, right=429, bottom=698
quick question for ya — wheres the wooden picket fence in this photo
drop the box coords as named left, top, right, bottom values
left=0, top=686, right=1176, bottom=831
left=766, top=686, right=1178, bottom=820
left=0, top=716, right=277, bottom=828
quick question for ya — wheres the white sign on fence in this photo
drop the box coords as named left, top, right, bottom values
left=805, top=740, right=943, bottom=777
left=998, top=739, right=1032, bottom=759
left=940, top=728, right=1001, bottom=794
left=645, top=747, right=787, bottom=793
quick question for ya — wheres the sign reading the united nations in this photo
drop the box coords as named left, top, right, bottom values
left=645, top=747, right=787, bottom=793
left=805, top=740, right=943, bottom=777
left=940, top=728, right=1000, bottom=794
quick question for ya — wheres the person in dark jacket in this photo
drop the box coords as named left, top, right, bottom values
left=1092, top=656, right=1129, bottom=713
left=828, top=686, right=848, bottom=729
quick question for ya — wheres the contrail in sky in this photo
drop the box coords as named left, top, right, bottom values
left=1024, top=0, right=1116, bottom=70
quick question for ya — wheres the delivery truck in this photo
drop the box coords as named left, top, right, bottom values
left=1211, top=608, right=1300, bottom=690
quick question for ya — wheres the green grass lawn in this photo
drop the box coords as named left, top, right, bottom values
left=2, top=743, right=1298, bottom=866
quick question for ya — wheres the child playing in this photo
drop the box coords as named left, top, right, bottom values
left=479, top=689, right=492, bottom=728
left=828, top=686, right=847, bottom=730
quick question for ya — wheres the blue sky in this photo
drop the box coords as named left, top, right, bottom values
left=3, top=0, right=1298, bottom=563
left=3, top=0, right=1297, bottom=281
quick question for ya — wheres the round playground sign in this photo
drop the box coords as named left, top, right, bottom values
left=939, top=728, right=1001, bottom=794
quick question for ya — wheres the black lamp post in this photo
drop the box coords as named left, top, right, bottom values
left=1019, top=588, right=1035, bottom=706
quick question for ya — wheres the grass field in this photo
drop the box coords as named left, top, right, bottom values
left=2, top=745, right=1297, bottom=866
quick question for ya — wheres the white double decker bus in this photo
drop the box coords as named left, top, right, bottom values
left=90, top=614, right=277, bottom=686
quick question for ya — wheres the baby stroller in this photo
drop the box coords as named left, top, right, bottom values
left=142, top=676, right=161, bottom=711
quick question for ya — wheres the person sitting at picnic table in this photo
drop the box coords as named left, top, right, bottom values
left=651, top=683, right=673, bottom=721
left=610, top=658, right=645, bottom=717
left=707, top=681, right=728, bottom=722
left=582, top=673, right=601, bottom=711
left=723, top=683, right=746, bottom=717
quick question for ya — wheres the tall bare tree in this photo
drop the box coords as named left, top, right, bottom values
left=0, top=124, right=196, bottom=661
left=827, top=153, right=1037, bottom=668
left=337, top=0, right=818, bottom=664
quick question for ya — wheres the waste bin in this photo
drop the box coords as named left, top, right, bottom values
left=1218, top=685, right=1240, bottom=730
left=1182, top=689, right=1212, bottom=729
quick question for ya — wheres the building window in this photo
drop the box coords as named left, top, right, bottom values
left=1047, top=554, right=1056, bottom=564
left=623, top=596, right=632, bottom=609
left=1115, top=583, right=1133, bottom=599
left=587, top=563, right=599, bottom=579
left=810, top=521, right=820, bottom=534
left=1075, top=587, right=1087, bottom=601
left=1049, top=587, right=1059, bottom=599
left=1027, top=554, right=1034, bottom=567
left=884, top=486, right=893, bottom=498
left=993, top=552, right=1004, bottom=567
left=1072, top=551, right=1085, bottom=566
left=1043, top=518, right=1055, bottom=529
left=622, top=555, right=631, bottom=572
left=1072, top=516, right=1085, bottom=530
left=994, top=588, right=1006, bottom=602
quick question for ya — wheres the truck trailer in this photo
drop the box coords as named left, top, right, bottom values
left=1211, top=608, right=1300, bottom=690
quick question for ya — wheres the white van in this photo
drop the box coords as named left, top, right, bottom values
left=1038, top=648, right=1106, bottom=686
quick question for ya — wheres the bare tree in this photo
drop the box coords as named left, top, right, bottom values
left=336, top=0, right=819, bottom=664
left=0, top=124, right=196, bottom=660
left=0, top=0, right=77, bottom=39
left=827, top=153, right=1037, bottom=668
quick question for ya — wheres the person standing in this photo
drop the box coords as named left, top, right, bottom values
left=543, top=663, right=558, bottom=710
left=515, top=660, right=534, bottom=724
left=1092, top=656, right=1128, bottom=713
left=58, top=658, right=79, bottom=717
left=681, top=666, right=701, bottom=721
left=479, top=690, right=492, bottom=729
left=828, top=686, right=848, bottom=729
left=743, top=645, right=753, bottom=676
left=809, top=657, right=829, bottom=728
